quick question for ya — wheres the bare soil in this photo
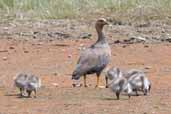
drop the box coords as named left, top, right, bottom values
left=0, top=19, right=171, bottom=114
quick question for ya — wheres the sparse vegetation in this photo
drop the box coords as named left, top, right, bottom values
left=0, top=0, right=170, bottom=20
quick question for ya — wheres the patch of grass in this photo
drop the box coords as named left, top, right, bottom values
left=0, top=0, right=170, bottom=21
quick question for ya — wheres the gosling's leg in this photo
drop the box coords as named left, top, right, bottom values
left=105, top=76, right=109, bottom=88
left=143, top=89, right=148, bottom=96
left=19, top=88, right=22, bottom=96
left=116, top=92, right=120, bottom=100
left=19, top=88, right=24, bottom=97
left=84, top=75, right=88, bottom=87
left=33, top=89, right=37, bottom=98
left=27, top=90, right=32, bottom=98
left=128, top=94, right=131, bottom=99
left=95, top=74, right=100, bottom=88
left=135, top=90, right=139, bottom=96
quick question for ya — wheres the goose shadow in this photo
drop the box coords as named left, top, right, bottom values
left=101, top=93, right=140, bottom=100
left=5, top=93, right=31, bottom=98
left=5, top=93, right=20, bottom=97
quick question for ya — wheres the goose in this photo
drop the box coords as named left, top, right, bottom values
left=72, top=18, right=111, bottom=88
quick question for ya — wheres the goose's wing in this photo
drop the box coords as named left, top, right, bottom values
left=73, top=48, right=109, bottom=75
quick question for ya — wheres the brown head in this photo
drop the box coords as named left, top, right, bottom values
left=95, top=18, right=109, bottom=31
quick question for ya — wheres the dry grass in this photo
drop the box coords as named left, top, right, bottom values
left=0, top=0, right=170, bottom=21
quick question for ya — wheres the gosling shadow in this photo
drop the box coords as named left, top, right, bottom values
left=122, top=93, right=145, bottom=97
left=5, top=93, right=31, bottom=99
left=101, top=97, right=128, bottom=101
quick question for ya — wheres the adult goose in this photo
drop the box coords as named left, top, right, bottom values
left=72, top=18, right=111, bottom=88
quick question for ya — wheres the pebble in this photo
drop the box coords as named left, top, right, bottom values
left=144, top=66, right=152, bottom=70
left=144, top=45, right=149, bottom=48
left=78, top=32, right=92, bottom=39
left=80, top=44, right=84, bottom=47
left=53, top=72, right=58, bottom=76
left=52, top=83, right=59, bottom=87
left=9, top=46, right=15, bottom=49
left=2, top=57, right=7, bottom=61
left=68, top=54, right=72, bottom=58
left=72, top=83, right=82, bottom=87
left=98, top=86, right=105, bottom=88
left=24, top=50, right=29, bottom=53
left=37, top=42, right=44, bottom=45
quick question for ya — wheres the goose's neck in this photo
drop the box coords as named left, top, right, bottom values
left=95, top=25, right=106, bottom=43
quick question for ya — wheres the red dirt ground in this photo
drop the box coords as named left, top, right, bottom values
left=0, top=38, right=170, bottom=114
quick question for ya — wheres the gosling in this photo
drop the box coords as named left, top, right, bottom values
left=106, top=67, right=132, bottom=100
left=127, top=71, right=151, bottom=96
left=108, top=76, right=132, bottom=100
left=14, top=73, right=41, bottom=98
left=105, top=67, right=151, bottom=96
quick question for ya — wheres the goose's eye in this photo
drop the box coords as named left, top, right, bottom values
left=99, top=20, right=104, bottom=23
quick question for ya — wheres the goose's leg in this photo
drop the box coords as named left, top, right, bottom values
left=33, top=89, right=37, bottom=98
left=84, top=75, right=88, bottom=87
left=95, top=73, right=100, bottom=88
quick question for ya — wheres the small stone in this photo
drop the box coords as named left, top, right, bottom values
left=9, top=46, right=15, bottom=49
left=78, top=47, right=86, bottom=51
left=78, top=32, right=92, bottom=39
left=114, top=40, right=121, bottom=44
left=98, top=86, right=105, bottom=88
left=72, top=83, right=82, bottom=87
left=78, top=47, right=82, bottom=50
left=37, top=42, right=43, bottom=45
left=144, top=66, right=152, bottom=70
left=33, top=35, right=36, bottom=39
left=24, top=50, right=29, bottom=53
left=33, top=31, right=39, bottom=34
left=3, top=27, right=8, bottom=30
left=53, top=72, right=58, bottom=76
left=52, top=83, right=59, bottom=87
left=80, top=44, right=84, bottom=47
left=68, top=54, right=72, bottom=58
left=122, top=45, right=127, bottom=48
left=61, top=49, right=65, bottom=52
left=72, top=80, right=82, bottom=87
left=2, top=57, right=7, bottom=61
left=144, top=45, right=149, bottom=48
